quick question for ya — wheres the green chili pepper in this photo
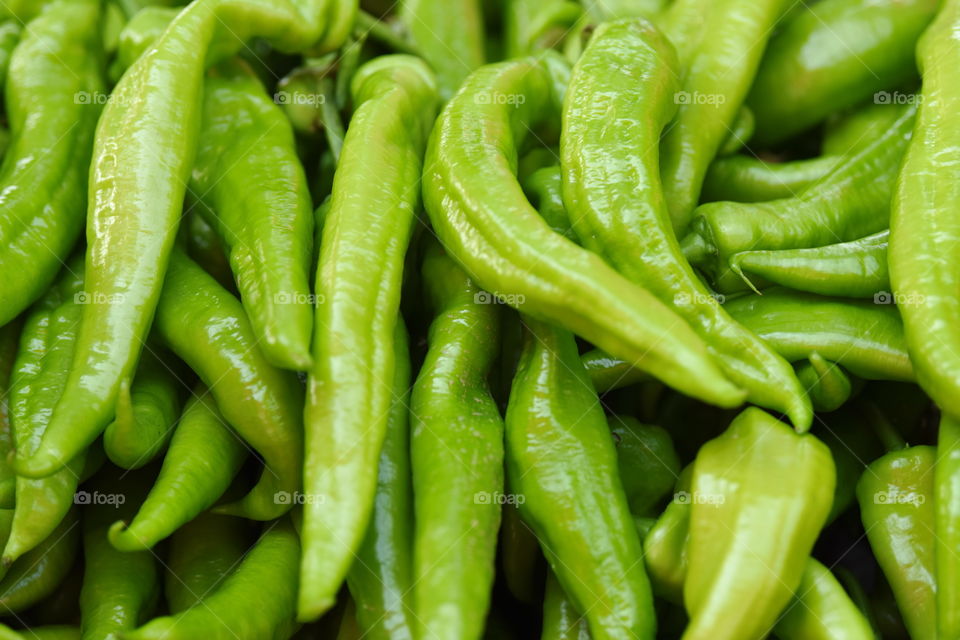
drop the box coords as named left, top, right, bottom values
left=423, top=57, right=745, bottom=411
left=346, top=322, right=415, bottom=640
left=300, top=55, right=437, bottom=620
left=561, top=18, right=810, bottom=429
left=21, top=0, right=356, bottom=479
left=499, top=503, right=541, bottom=605
left=541, top=571, right=590, bottom=640
left=505, top=0, right=581, bottom=58
left=723, top=288, right=913, bottom=382
left=772, top=559, right=875, bottom=640
left=683, top=408, right=836, bottom=639
left=683, top=103, right=915, bottom=293
left=717, top=106, right=755, bottom=157
left=857, top=445, right=937, bottom=640
left=747, top=0, right=937, bottom=146
left=154, top=250, right=303, bottom=521
left=126, top=518, right=299, bottom=640
left=521, top=165, right=577, bottom=241
left=824, top=101, right=912, bottom=157
left=79, top=471, right=159, bottom=640
left=189, top=59, right=315, bottom=371
left=643, top=467, right=691, bottom=604
left=889, top=0, right=960, bottom=421
left=400, top=0, right=483, bottom=100
left=795, top=352, right=854, bottom=413
left=0, top=22, right=20, bottom=90
left=102, top=349, right=183, bottom=470
left=935, top=413, right=960, bottom=639
left=4, top=259, right=87, bottom=569
left=609, top=416, right=680, bottom=517
left=701, top=154, right=841, bottom=204
left=163, top=513, right=252, bottom=614
left=410, top=248, right=503, bottom=640
left=659, top=0, right=789, bottom=231
left=506, top=318, right=655, bottom=640
left=0, top=508, right=80, bottom=615
left=582, top=0, right=667, bottom=19
left=0, top=0, right=103, bottom=329
left=113, top=6, right=178, bottom=75
left=731, top=231, right=889, bottom=299
left=109, top=384, right=248, bottom=552
left=580, top=349, right=649, bottom=392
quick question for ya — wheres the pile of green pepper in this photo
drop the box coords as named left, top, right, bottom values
left=0, top=0, right=958, bottom=638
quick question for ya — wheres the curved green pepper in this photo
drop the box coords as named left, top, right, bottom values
left=0, top=0, right=103, bottom=328
left=21, top=0, right=356, bottom=479
left=771, top=559, right=875, bottom=640
left=731, top=231, right=889, bottom=299
left=0, top=321, right=18, bottom=509
left=300, top=55, right=437, bottom=620
left=189, top=59, right=315, bottom=371
left=423, top=57, right=744, bottom=410
left=541, top=570, right=591, bottom=640
left=747, top=0, right=938, bottom=145
left=79, top=471, right=159, bottom=640
left=561, top=18, right=810, bottom=429
left=0, top=508, right=79, bottom=614
left=683, top=103, right=915, bottom=293
left=346, top=323, right=415, bottom=640
left=683, top=408, right=835, bottom=639
left=5, top=259, right=87, bottom=568
left=163, top=513, right=252, bottom=614
left=102, top=349, right=183, bottom=470
left=659, top=0, right=790, bottom=231
left=506, top=318, right=655, bottom=640
left=410, top=248, right=503, bottom=640
left=155, top=250, right=303, bottom=521
left=701, top=154, right=841, bottom=204
left=109, top=384, right=248, bottom=552
left=0, top=22, right=20, bottom=91
left=521, top=164, right=576, bottom=241
left=126, top=518, right=299, bottom=640
left=723, top=288, right=913, bottom=381
left=400, top=0, right=483, bottom=100
left=857, top=445, right=937, bottom=640
left=889, top=0, right=960, bottom=421
left=505, top=0, right=581, bottom=58
left=824, top=101, right=913, bottom=157
left=0, top=625, right=79, bottom=640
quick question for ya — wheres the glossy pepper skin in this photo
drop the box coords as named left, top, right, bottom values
left=731, top=231, right=889, bottom=299
left=400, top=0, right=483, bottom=100
left=658, top=0, right=789, bottom=232
left=163, top=513, right=251, bottom=614
left=102, top=348, right=183, bottom=470
left=0, top=508, right=80, bottom=615
left=541, top=571, right=591, bottom=640
left=155, top=250, right=303, bottom=521
left=795, top=353, right=854, bottom=413
left=683, top=103, right=915, bottom=293
left=126, top=518, right=299, bottom=640
left=935, top=414, right=960, bottom=639
left=20, top=0, right=356, bottom=479
left=346, top=323, right=415, bottom=640
left=79, top=471, right=159, bottom=640
left=701, top=154, right=841, bottom=204
left=5, top=259, right=88, bottom=569
left=423, top=57, right=744, bottom=410
left=857, top=445, right=937, bottom=640
left=300, top=55, right=438, bottom=621
left=409, top=248, right=504, bottom=640
left=561, top=18, right=810, bottom=430
left=889, top=0, right=960, bottom=421
left=747, top=0, right=938, bottom=145
left=506, top=318, right=655, bottom=640
left=0, top=22, right=19, bottom=91
left=0, top=321, right=19, bottom=509
left=683, top=408, right=835, bottom=640
left=723, top=288, right=913, bottom=382
left=0, top=0, right=103, bottom=329
left=189, top=59, right=315, bottom=371
left=108, top=384, right=248, bottom=552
